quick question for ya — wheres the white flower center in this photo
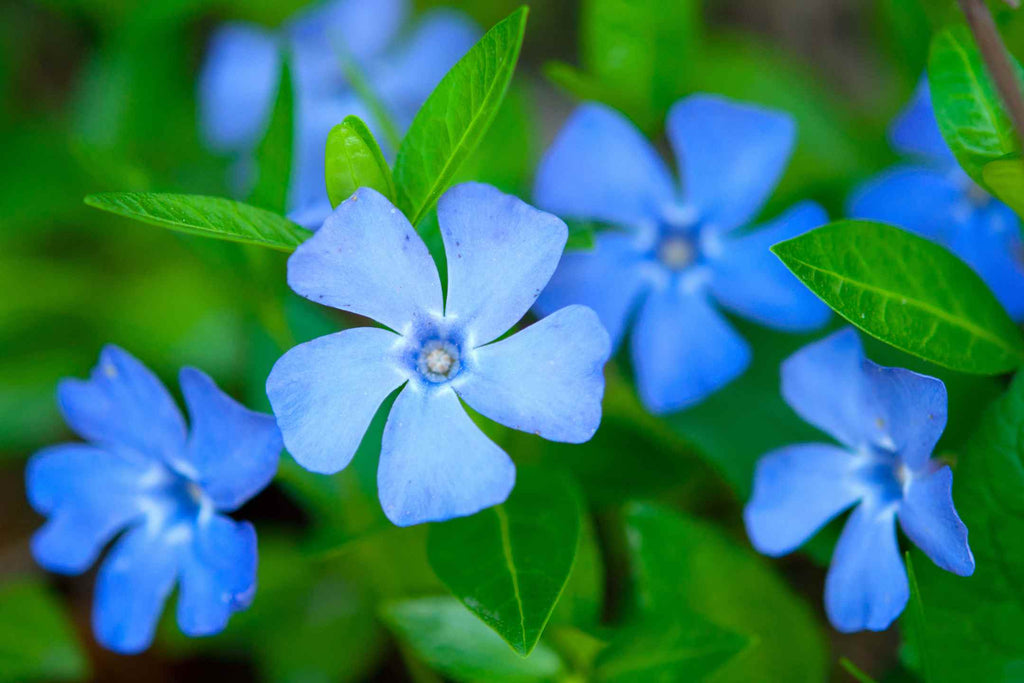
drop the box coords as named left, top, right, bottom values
left=417, top=339, right=461, bottom=383
left=657, top=234, right=696, bottom=270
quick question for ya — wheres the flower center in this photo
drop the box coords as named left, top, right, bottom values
left=657, top=234, right=696, bottom=271
left=417, top=339, right=461, bottom=383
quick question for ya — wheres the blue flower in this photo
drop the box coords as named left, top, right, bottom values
left=197, top=0, right=479, bottom=229
left=744, top=328, right=974, bottom=633
left=849, top=79, right=1024, bottom=320
left=27, top=346, right=281, bottom=654
left=532, top=97, right=831, bottom=414
left=266, top=183, right=610, bottom=527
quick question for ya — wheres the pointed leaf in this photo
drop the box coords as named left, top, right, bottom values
left=982, top=155, right=1024, bottom=222
left=325, top=115, right=396, bottom=208
left=249, top=54, right=293, bottom=214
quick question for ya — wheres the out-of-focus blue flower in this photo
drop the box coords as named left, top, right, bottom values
left=27, top=346, right=281, bottom=654
left=197, top=0, right=479, bottom=229
left=266, top=183, right=610, bottom=527
left=532, top=97, right=831, bottom=414
left=850, top=79, right=1024, bottom=320
left=744, top=328, right=974, bottom=633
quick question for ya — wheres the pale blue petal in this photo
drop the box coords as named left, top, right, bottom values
left=440, top=183, right=568, bottom=344
left=455, top=305, right=609, bottom=443
left=378, top=385, right=515, bottom=526
left=824, top=502, right=908, bottom=633
left=57, top=345, right=186, bottom=466
left=861, top=360, right=947, bottom=471
left=950, top=204, right=1024, bottom=321
left=889, top=79, right=954, bottom=164
left=287, top=188, right=444, bottom=332
left=899, top=465, right=974, bottom=576
left=847, top=166, right=962, bottom=243
left=708, top=201, right=831, bottom=331
left=179, top=368, right=281, bottom=511
left=744, top=443, right=862, bottom=556
left=534, top=103, right=675, bottom=226
left=177, top=516, right=258, bottom=637
left=631, top=286, right=751, bottom=413
left=267, top=328, right=406, bottom=474
left=667, top=95, right=794, bottom=231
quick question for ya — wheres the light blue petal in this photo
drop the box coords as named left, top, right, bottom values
left=27, top=444, right=149, bottom=574
left=378, top=385, right=515, bottom=526
left=534, top=103, right=675, bottom=226
left=455, top=305, right=609, bottom=443
left=267, top=328, right=406, bottom=475
left=440, top=183, right=568, bottom=345
left=631, top=286, right=751, bottom=413
left=93, top=525, right=180, bottom=654
left=861, top=360, right=947, bottom=471
left=198, top=23, right=281, bottom=152
left=179, top=368, right=281, bottom=511
left=899, top=465, right=974, bottom=576
left=177, top=515, right=258, bottom=637
left=847, top=165, right=962, bottom=243
left=744, top=443, right=862, bottom=556
left=889, top=78, right=954, bottom=164
left=57, top=345, right=186, bottom=466
left=950, top=203, right=1024, bottom=321
left=708, top=201, right=831, bottom=331
left=533, top=233, right=650, bottom=349
left=824, top=502, right=908, bottom=633
left=287, top=188, right=444, bottom=332
left=666, top=95, right=794, bottom=231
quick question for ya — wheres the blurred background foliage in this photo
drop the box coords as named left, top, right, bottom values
left=1, top=0, right=1020, bottom=681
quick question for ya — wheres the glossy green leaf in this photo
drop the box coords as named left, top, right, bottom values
left=381, top=597, right=564, bottom=682
left=84, top=192, right=312, bottom=252
left=929, top=25, right=1023, bottom=186
left=0, top=580, right=89, bottom=683
left=427, top=468, right=582, bottom=656
left=393, top=6, right=527, bottom=226
left=325, top=115, right=396, bottom=208
left=772, top=220, right=1024, bottom=374
left=249, top=55, right=293, bottom=213
left=982, top=155, right=1024, bottom=222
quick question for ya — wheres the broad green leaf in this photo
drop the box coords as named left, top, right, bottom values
left=249, top=55, right=293, bottom=214
left=427, top=468, right=582, bottom=656
left=929, top=25, right=1023, bottom=186
left=0, top=580, right=89, bottom=683
left=772, top=220, right=1024, bottom=374
left=381, top=597, right=564, bottom=682
left=84, top=192, right=311, bottom=252
left=325, top=115, right=396, bottom=208
left=393, top=7, right=527, bottom=226
left=901, top=552, right=934, bottom=683
left=982, top=155, right=1024, bottom=222
left=623, top=503, right=827, bottom=682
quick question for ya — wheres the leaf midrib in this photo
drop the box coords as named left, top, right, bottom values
left=493, top=504, right=527, bottom=650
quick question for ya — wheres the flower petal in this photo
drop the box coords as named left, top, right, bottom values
left=824, top=502, right=908, bottom=633
left=440, top=183, right=568, bottom=344
left=861, top=360, right=947, bottom=471
left=949, top=204, right=1024, bottom=321
left=889, top=79, right=954, bottom=164
left=631, top=286, right=751, bottom=413
left=287, top=188, right=444, bottom=332
left=534, top=103, right=675, bottom=226
left=533, top=232, right=650, bottom=349
left=898, top=465, right=974, bottom=576
left=93, top=525, right=181, bottom=654
left=177, top=515, right=258, bottom=637
left=179, top=368, right=281, bottom=511
left=666, top=95, right=794, bottom=231
left=267, top=328, right=406, bottom=474
left=847, top=166, right=962, bottom=243
left=57, top=345, right=186, bottom=467
left=708, top=201, right=831, bottom=331
left=378, top=385, right=515, bottom=526
left=456, top=305, right=609, bottom=443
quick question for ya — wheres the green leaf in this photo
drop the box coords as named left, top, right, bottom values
left=325, top=115, right=396, bottom=208
left=772, top=219, right=1024, bottom=374
left=84, top=192, right=312, bottom=252
left=902, top=551, right=934, bottom=683
left=623, top=503, right=828, bottom=682
left=427, top=468, right=582, bottom=656
left=982, top=155, right=1024, bottom=222
left=381, top=597, right=565, bottom=683
left=929, top=25, right=1023, bottom=186
left=393, top=6, right=528, bottom=226
left=0, top=580, right=89, bottom=683
left=248, top=54, right=293, bottom=214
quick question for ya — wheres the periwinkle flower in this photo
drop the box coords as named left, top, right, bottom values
left=27, top=346, right=281, bottom=653
left=197, top=0, right=479, bottom=228
left=532, top=96, right=831, bottom=414
left=744, top=328, right=974, bottom=633
left=850, top=79, right=1024, bottom=320
left=266, top=183, right=610, bottom=527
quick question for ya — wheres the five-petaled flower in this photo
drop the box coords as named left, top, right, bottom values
left=744, top=328, right=974, bottom=633
left=198, top=0, right=478, bottom=228
left=266, top=183, right=610, bottom=527
left=27, top=346, right=281, bottom=654
left=850, top=78, right=1024, bottom=320
left=532, top=96, right=831, bottom=414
